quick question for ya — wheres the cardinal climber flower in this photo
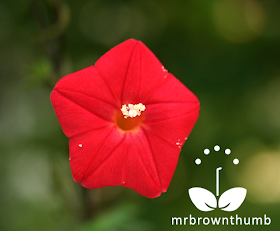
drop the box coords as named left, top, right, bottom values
left=50, top=39, right=200, bottom=198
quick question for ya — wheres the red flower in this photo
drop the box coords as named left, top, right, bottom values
left=50, top=39, right=200, bottom=198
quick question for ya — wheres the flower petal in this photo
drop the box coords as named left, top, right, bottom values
left=121, top=41, right=199, bottom=105
left=121, top=41, right=167, bottom=103
left=143, top=102, right=199, bottom=147
left=122, top=131, right=162, bottom=198
left=141, top=128, right=182, bottom=192
left=53, top=89, right=116, bottom=122
left=50, top=90, right=111, bottom=137
left=54, top=65, right=117, bottom=107
left=69, top=126, right=124, bottom=183
left=141, top=71, right=199, bottom=151
left=95, top=39, right=137, bottom=104
left=51, top=65, right=119, bottom=137
left=72, top=127, right=162, bottom=198
left=144, top=73, right=199, bottom=105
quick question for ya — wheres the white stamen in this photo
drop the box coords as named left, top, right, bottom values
left=128, top=109, right=137, bottom=118
left=121, top=103, right=146, bottom=119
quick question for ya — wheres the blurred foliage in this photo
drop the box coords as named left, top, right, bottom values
left=79, top=203, right=153, bottom=231
left=1, top=0, right=280, bottom=230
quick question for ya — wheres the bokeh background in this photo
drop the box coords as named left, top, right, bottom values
left=1, top=0, right=280, bottom=230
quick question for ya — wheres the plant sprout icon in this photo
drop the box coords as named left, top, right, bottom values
left=188, top=145, right=247, bottom=212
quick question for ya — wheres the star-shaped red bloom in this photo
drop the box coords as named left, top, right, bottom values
left=50, top=39, right=200, bottom=198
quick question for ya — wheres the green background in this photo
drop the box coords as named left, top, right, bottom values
left=1, top=0, right=280, bottom=230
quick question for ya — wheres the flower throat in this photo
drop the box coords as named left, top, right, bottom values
left=116, top=103, right=146, bottom=131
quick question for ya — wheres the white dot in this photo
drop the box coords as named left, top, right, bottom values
left=225, top=149, right=231, bottom=155
left=78, top=144, right=83, bottom=148
left=204, top=149, right=210, bottom=155
left=214, top=145, right=220, bottom=151
left=195, top=158, right=201, bottom=165
left=233, top=158, right=239, bottom=165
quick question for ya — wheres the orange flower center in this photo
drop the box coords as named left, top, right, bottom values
left=115, top=103, right=146, bottom=132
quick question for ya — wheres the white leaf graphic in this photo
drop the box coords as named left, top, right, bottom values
left=218, top=187, right=247, bottom=212
left=189, top=187, right=217, bottom=211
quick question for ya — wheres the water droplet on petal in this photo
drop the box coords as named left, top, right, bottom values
left=78, top=144, right=83, bottom=148
left=176, top=141, right=183, bottom=149
left=162, top=65, right=168, bottom=72
left=69, top=157, right=71, bottom=161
